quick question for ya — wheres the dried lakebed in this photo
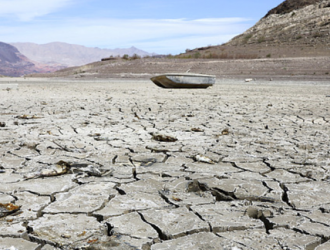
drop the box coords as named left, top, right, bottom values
left=0, top=78, right=329, bottom=250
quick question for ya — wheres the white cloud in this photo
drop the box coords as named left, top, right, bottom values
left=0, top=0, right=73, bottom=21
left=2, top=17, right=251, bottom=54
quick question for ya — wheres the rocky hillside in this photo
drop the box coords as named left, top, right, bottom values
left=265, top=0, right=321, bottom=17
left=11, top=42, right=155, bottom=67
left=179, top=0, right=330, bottom=59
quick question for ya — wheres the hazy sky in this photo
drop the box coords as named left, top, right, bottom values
left=0, top=0, right=284, bottom=54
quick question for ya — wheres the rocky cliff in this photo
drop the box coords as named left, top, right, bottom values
left=179, top=0, right=330, bottom=59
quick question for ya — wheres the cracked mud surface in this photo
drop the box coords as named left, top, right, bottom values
left=0, top=78, right=329, bottom=249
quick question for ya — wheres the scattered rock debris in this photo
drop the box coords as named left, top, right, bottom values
left=191, top=127, right=204, bottom=132
left=0, top=203, right=21, bottom=218
left=221, top=128, right=230, bottom=135
left=0, top=79, right=329, bottom=249
left=194, top=154, right=215, bottom=164
left=151, top=133, right=178, bottom=142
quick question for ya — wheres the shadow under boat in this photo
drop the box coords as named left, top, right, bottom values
left=150, top=73, right=216, bottom=88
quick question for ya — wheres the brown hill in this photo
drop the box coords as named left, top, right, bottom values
left=178, top=0, right=330, bottom=59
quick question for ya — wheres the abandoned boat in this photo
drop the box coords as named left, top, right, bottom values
left=150, top=73, right=216, bottom=88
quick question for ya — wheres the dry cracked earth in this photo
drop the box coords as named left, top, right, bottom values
left=0, top=78, right=330, bottom=250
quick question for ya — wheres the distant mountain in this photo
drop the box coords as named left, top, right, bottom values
left=178, top=0, right=330, bottom=59
left=0, top=42, right=56, bottom=77
left=10, top=42, right=155, bottom=67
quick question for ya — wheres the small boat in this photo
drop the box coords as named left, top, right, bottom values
left=151, top=73, right=216, bottom=88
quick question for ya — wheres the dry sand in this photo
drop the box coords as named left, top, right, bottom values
left=0, top=77, right=330, bottom=249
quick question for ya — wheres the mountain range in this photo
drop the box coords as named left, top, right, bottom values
left=10, top=42, right=154, bottom=67
left=0, top=42, right=154, bottom=77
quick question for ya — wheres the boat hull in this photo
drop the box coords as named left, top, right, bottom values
left=151, top=73, right=216, bottom=88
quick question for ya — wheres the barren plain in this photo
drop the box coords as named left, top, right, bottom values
left=0, top=77, right=329, bottom=249
left=28, top=57, right=330, bottom=82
